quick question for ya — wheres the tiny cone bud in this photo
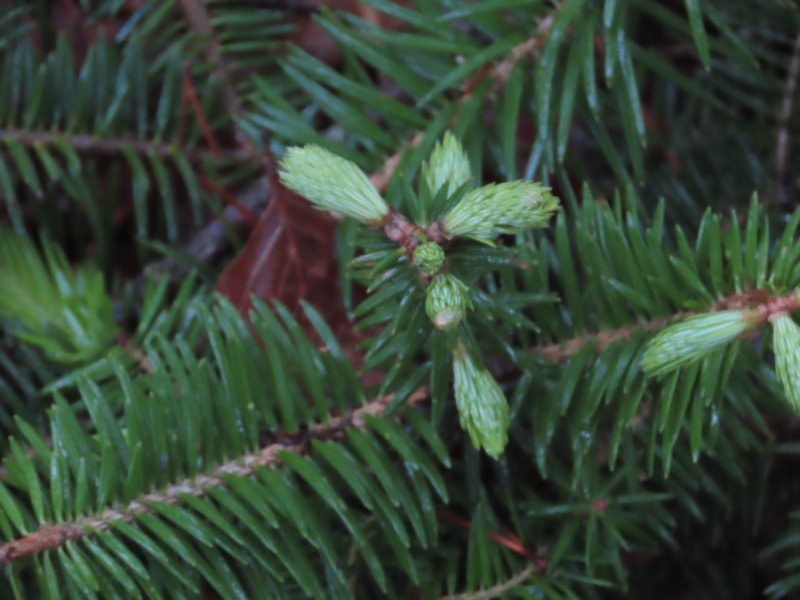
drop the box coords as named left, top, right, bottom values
left=279, top=145, right=389, bottom=224
left=641, top=310, right=760, bottom=376
left=771, top=312, right=800, bottom=412
left=423, top=131, right=472, bottom=197
left=413, top=242, right=446, bottom=275
left=425, top=273, right=471, bottom=330
left=452, top=346, right=510, bottom=459
left=442, top=181, right=559, bottom=243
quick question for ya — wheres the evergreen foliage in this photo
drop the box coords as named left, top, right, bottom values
left=0, top=0, right=799, bottom=598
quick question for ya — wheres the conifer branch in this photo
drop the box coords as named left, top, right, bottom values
left=486, top=0, right=565, bottom=96
left=0, top=129, right=244, bottom=164
left=368, top=1, right=565, bottom=192
left=532, top=317, right=675, bottom=362
left=178, top=0, right=262, bottom=159
left=178, top=0, right=241, bottom=124
left=532, top=289, right=798, bottom=362
left=0, top=385, right=429, bottom=565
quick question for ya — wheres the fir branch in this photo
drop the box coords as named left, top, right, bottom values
left=178, top=0, right=262, bottom=159
left=486, top=0, right=565, bottom=96
left=368, top=1, right=565, bottom=193
left=0, top=129, right=244, bottom=164
left=532, top=289, right=798, bottom=362
left=0, top=385, right=429, bottom=565
left=532, top=317, right=675, bottom=362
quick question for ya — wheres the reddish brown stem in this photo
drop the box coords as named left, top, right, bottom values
left=438, top=512, right=542, bottom=564
left=182, top=65, right=222, bottom=158
left=198, top=174, right=258, bottom=227
left=756, top=292, right=800, bottom=322
left=380, top=210, right=425, bottom=255
left=177, top=0, right=262, bottom=161
left=114, top=332, right=153, bottom=375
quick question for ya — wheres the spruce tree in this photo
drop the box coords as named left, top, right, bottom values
left=0, top=1, right=799, bottom=598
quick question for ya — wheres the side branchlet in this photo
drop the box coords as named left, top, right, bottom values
left=641, top=310, right=761, bottom=376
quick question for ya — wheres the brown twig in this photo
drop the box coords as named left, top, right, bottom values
left=177, top=0, right=260, bottom=159
left=438, top=511, right=543, bottom=563
left=370, top=132, right=424, bottom=193
left=486, top=3, right=563, bottom=96
left=0, top=386, right=429, bottom=565
left=773, top=28, right=800, bottom=204
left=114, top=332, right=153, bottom=375
left=440, top=566, right=538, bottom=600
left=532, top=289, right=799, bottom=363
left=182, top=64, right=222, bottom=158
left=198, top=174, right=258, bottom=227
left=177, top=0, right=240, bottom=124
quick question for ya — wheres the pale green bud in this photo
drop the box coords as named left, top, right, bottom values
left=425, top=273, right=471, bottom=330
left=641, top=310, right=760, bottom=376
left=442, top=181, right=559, bottom=242
left=423, top=131, right=472, bottom=197
left=453, top=347, right=509, bottom=459
left=279, top=145, right=389, bottom=224
left=771, top=313, right=800, bottom=412
left=413, top=242, right=445, bottom=275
